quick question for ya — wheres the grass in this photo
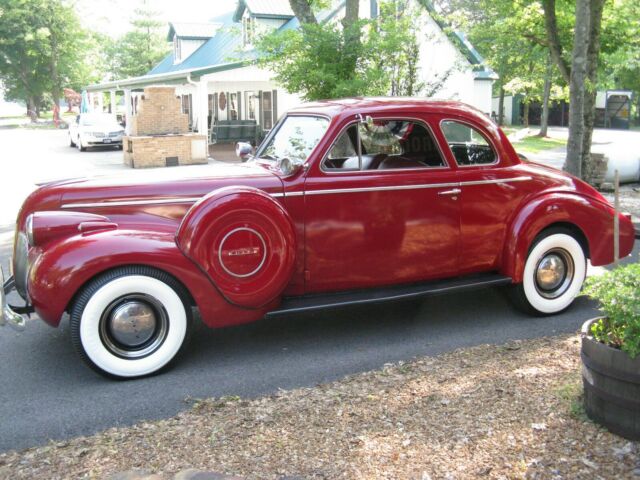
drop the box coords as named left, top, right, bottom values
left=555, top=376, right=589, bottom=422
left=510, top=134, right=567, bottom=153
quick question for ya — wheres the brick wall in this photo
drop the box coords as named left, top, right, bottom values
left=125, top=85, right=208, bottom=168
left=130, top=86, right=190, bottom=136
left=124, top=134, right=208, bottom=168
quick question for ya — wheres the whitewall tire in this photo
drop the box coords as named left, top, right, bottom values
left=70, top=267, right=191, bottom=379
left=509, top=230, right=586, bottom=315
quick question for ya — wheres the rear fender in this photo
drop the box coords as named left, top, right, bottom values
left=502, top=192, right=635, bottom=282
left=28, top=228, right=270, bottom=328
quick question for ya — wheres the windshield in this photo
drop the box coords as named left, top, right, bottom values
left=80, top=114, right=120, bottom=127
left=257, top=115, right=329, bottom=163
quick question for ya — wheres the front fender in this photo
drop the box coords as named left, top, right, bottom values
left=28, top=228, right=270, bottom=328
left=502, top=192, right=635, bottom=282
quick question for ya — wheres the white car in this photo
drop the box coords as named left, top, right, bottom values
left=69, top=113, right=125, bottom=152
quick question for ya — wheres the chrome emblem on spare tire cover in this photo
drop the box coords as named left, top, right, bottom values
left=218, top=227, right=267, bottom=278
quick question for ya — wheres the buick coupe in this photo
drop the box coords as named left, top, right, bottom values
left=2, top=98, right=635, bottom=378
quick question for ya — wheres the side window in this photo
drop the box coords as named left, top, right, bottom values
left=324, top=120, right=446, bottom=171
left=441, top=120, right=496, bottom=166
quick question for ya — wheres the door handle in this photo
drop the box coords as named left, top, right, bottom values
left=438, top=188, right=461, bottom=196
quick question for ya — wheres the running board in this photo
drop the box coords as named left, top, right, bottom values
left=266, top=273, right=512, bottom=318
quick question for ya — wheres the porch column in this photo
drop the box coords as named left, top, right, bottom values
left=194, top=79, right=209, bottom=140
left=109, top=90, right=116, bottom=114
left=96, top=91, right=104, bottom=112
left=124, top=89, right=133, bottom=135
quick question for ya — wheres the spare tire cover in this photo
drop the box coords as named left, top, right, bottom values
left=177, top=187, right=296, bottom=308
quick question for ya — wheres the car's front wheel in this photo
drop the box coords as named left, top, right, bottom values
left=70, top=267, right=192, bottom=379
left=77, top=136, right=86, bottom=152
left=509, top=229, right=587, bottom=315
left=69, top=134, right=76, bottom=147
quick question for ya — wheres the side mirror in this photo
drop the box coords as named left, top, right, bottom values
left=277, top=157, right=305, bottom=176
left=235, top=142, right=254, bottom=162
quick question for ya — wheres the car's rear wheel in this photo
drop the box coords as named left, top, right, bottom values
left=508, top=229, right=586, bottom=315
left=70, top=267, right=192, bottom=379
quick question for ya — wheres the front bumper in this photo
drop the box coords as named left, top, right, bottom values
left=1, top=267, right=27, bottom=331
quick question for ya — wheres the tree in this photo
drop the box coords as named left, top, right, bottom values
left=258, top=0, right=431, bottom=101
left=543, top=0, right=605, bottom=178
left=0, top=0, right=98, bottom=120
left=112, top=1, right=169, bottom=79
left=564, top=0, right=590, bottom=177
left=432, top=0, right=560, bottom=128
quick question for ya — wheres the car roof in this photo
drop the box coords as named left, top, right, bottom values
left=287, top=97, right=490, bottom=123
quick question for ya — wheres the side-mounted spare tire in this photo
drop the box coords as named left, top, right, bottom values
left=177, top=186, right=296, bottom=308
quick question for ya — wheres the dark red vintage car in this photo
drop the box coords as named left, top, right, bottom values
left=1, top=98, right=635, bottom=378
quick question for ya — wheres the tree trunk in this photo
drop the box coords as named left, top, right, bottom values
left=523, top=102, right=530, bottom=128
left=539, top=56, right=553, bottom=137
left=341, top=0, right=361, bottom=80
left=288, top=0, right=317, bottom=24
left=541, top=0, right=571, bottom=84
left=565, top=0, right=591, bottom=177
left=498, top=86, right=505, bottom=126
left=580, top=0, right=605, bottom=177
left=27, top=97, right=38, bottom=123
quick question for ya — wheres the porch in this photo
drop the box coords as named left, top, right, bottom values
left=85, top=66, right=301, bottom=160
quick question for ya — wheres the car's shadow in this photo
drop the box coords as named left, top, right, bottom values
left=0, top=281, right=599, bottom=453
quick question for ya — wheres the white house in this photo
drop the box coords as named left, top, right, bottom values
left=86, top=0, right=497, bottom=143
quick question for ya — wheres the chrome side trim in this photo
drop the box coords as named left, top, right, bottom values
left=61, top=197, right=202, bottom=209
left=301, top=176, right=532, bottom=197
left=59, top=176, right=532, bottom=207
left=305, top=182, right=460, bottom=196
left=460, top=176, right=532, bottom=186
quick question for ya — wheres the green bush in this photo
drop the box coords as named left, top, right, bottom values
left=582, top=263, right=640, bottom=358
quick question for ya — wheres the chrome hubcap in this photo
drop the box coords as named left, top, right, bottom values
left=99, top=294, right=169, bottom=359
left=109, top=302, right=157, bottom=347
left=534, top=249, right=574, bottom=299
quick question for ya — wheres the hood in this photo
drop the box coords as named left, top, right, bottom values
left=17, top=162, right=284, bottom=233
left=54, top=162, right=283, bottom=207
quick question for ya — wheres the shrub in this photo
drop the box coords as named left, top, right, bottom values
left=582, top=263, right=640, bottom=358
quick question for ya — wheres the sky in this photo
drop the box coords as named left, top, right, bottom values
left=75, top=0, right=237, bottom=38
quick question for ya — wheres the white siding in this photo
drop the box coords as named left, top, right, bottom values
left=177, top=39, right=206, bottom=63
left=492, top=95, right=514, bottom=125
left=472, top=80, right=493, bottom=115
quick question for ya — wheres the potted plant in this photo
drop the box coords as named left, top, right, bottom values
left=581, top=263, right=640, bottom=440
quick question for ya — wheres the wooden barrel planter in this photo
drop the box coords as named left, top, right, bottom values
left=581, top=318, right=640, bottom=440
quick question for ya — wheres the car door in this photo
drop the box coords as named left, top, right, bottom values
left=303, top=116, right=461, bottom=294
left=438, top=118, right=531, bottom=276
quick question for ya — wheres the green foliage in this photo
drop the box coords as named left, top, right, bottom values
left=0, top=0, right=103, bottom=115
left=434, top=0, right=640, bottom=113
left=256, top=1, right=429, bottom=101
left=555, top=376, right=588, bottom=421
left=582, top=263, right=640, bottom=359
left=111, top=1, right=169, bottom=79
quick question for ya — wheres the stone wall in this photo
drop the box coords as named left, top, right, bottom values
left=584, top=153, right=608, bottom=188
